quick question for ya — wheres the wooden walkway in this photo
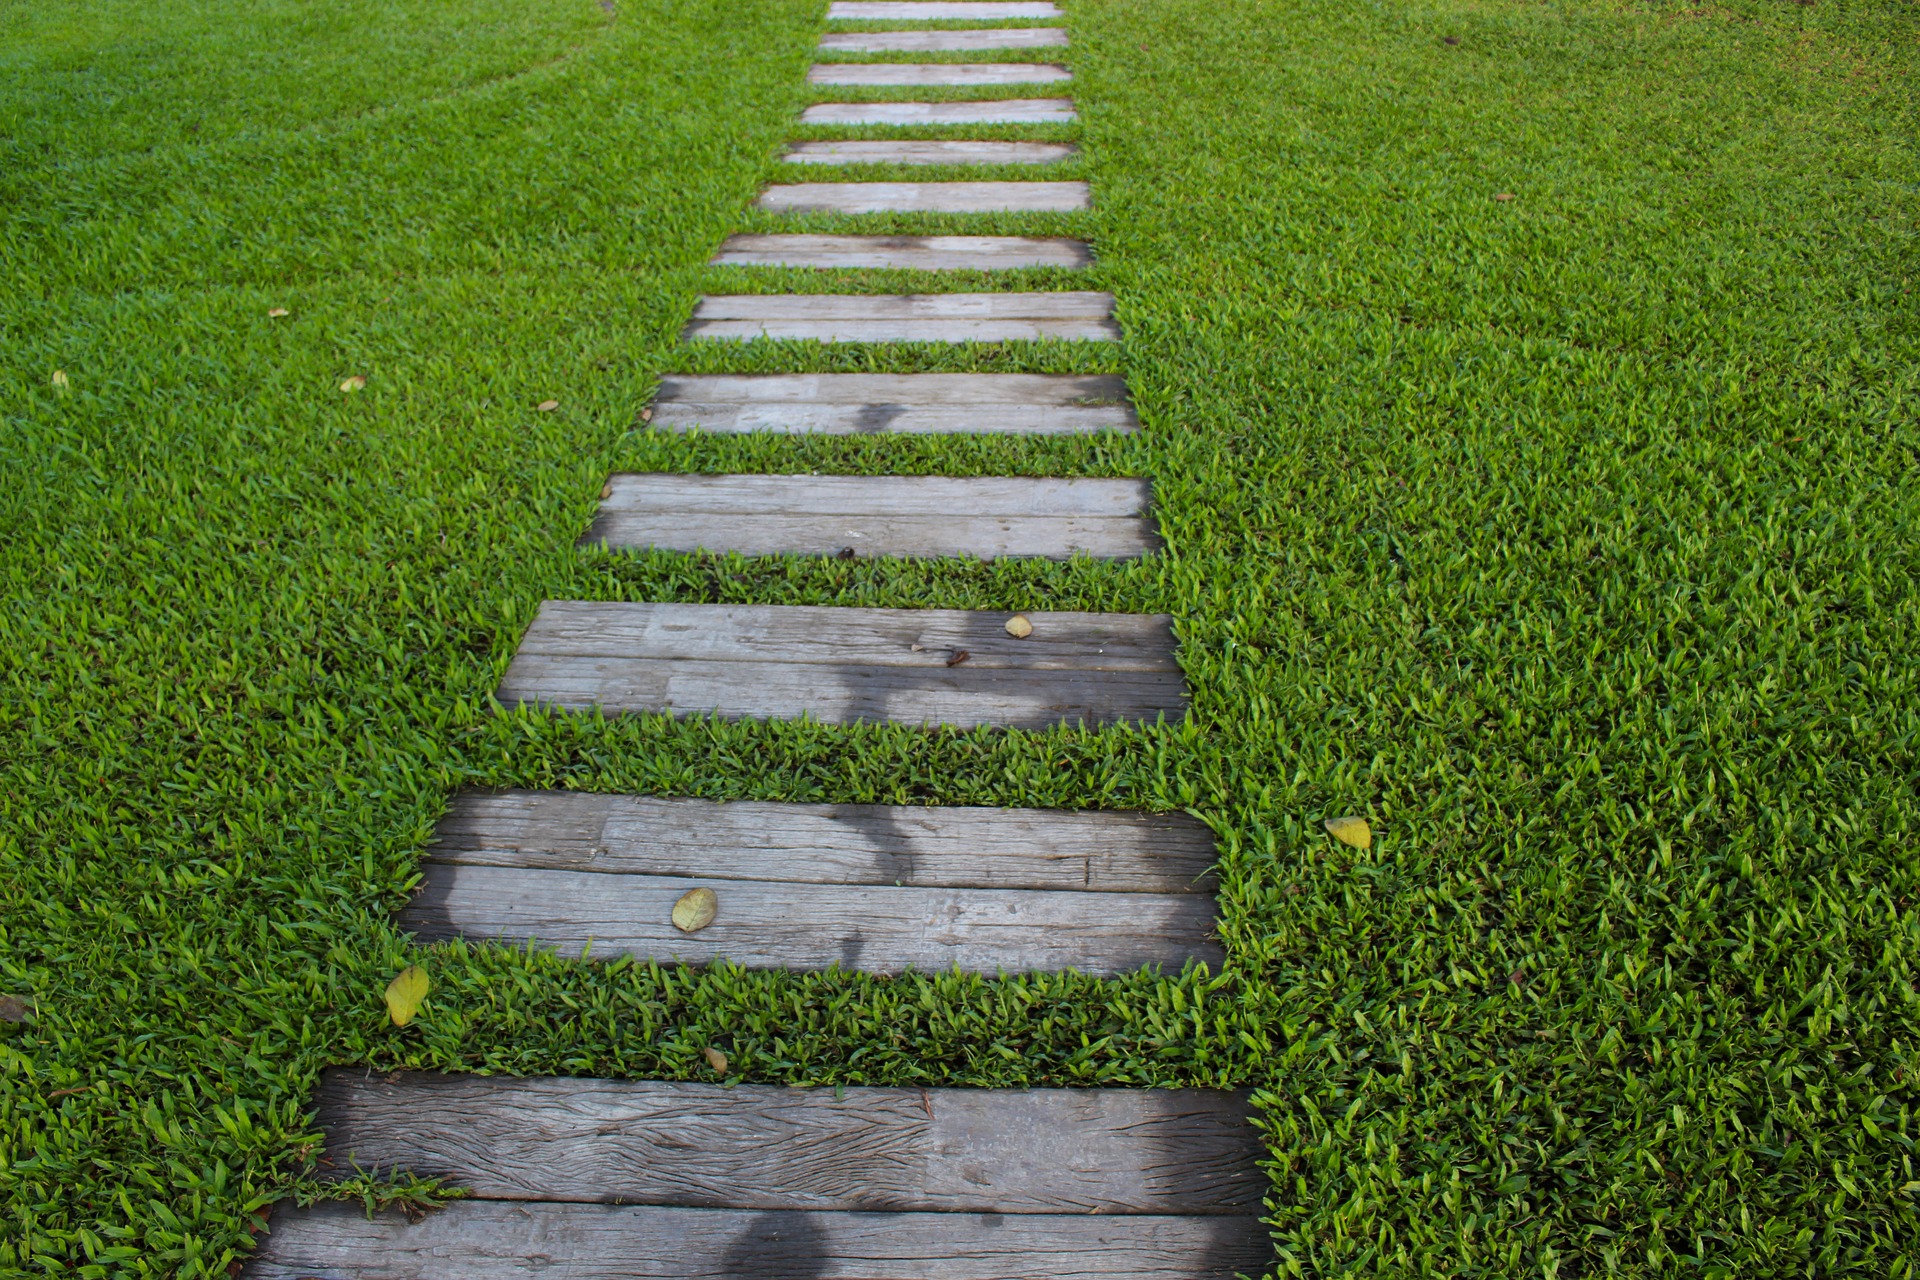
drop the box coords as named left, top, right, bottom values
left=250, top=1074, right=1267, bottom=1278
left=246, top=1, right=1268, bottom=1273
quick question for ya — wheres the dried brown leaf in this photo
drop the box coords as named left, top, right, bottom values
left=703, top=1046, right=729, bottom=1074
left=1004, top=614, right=1034, bottom=639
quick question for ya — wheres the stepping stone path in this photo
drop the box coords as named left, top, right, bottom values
left=248, top=5, right=1268, bottom=1275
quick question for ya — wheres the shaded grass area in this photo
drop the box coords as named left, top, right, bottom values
left=2, top=0, right=1918, bottom=1276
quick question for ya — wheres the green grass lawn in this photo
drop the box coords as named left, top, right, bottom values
left=3, top=0, right=1918, bottom=1273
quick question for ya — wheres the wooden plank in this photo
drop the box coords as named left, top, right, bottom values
left=783, top=139, right=1078, bottom=166
left=249, top=1202, right=1271, bottom=1280
left=429, top=792, right=1219, bottom=893
left=652, top=372, right=1136, bottom=435
left=307, top=1073, right=1266, bottom=1215
left=757, top=181, right=1089, bottom=213
left=818, top=27, right=1068, bottom=51
left=803, top=98, right=1075, bottom=125
left=684, top=291, right=1117, bottom=343
left=401, top=864, right=1222, bottom=974
left=827, top=1, right=1063, bottom=17
left=509, top=602, right=1177, bottom=671
left=585, top=474, right=1153, bottom=558
left=808, top=62, right=1070, bottom=85
left=712, top=234, right=1089, bottom=270
left=595, top=474, right=1148, bottom=517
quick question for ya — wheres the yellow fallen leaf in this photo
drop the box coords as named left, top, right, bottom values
left=537, top=399, right=560, bottom=412
left=673, top=887, right=717, bottom=933
left=1324, top=816, right=1372, bottom=850
left=340, top=375, right=366, bottom=393
left=384, top=965, right=430, bottom=1026
left=1004, top=614, right=1034, bottom=639
left=268, top=308, right=290, bottom=318
left=51, top=370, right=70, bottom=394
left=703, top=1046, right=729, bottom=1074
left=600, top=481, right=614, bottom=499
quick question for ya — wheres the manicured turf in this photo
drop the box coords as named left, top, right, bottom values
left=3, top=0, right=1918, bottom=1274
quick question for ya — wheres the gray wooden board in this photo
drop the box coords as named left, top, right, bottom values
left=828, top=1, right=1062, bottom=16
left=712, top=234, right=1089, bottom=270
left=249, top=1202, right=1272, bottom=1280
left=650, top=372, right=1137, bottom=434
left=496, top=602, right=1185, bottom=728
left=684, top=291, right=1117, bottom=344
left=429, top=792, right=1219, bottom=892
left=783, top=139, right=1078, bottom=166
left=307, top=1073, right=1266, bottom=1214
left=758, top=181, right=1089, bottom=213
left=808, top=62, right=1070, bottom=85
left=817, top=27, right=1068, bottom=51
left=802, top=99, right=1075, bottom=125
left=584, top=473, right=1153, bottom=558
left=401, top=864, right=1223, bottom=973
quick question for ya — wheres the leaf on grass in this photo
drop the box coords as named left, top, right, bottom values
left=1004, top=614, right=1033, bottom=639
left=946, top=649, right=970, bottom=667
left=384, top=966, right=430, bottom=1027
left=1324, top=816, right=1372, bottom=849
left=600, top=481, right=614, bottom=500
left=51, top=370, right=70, bottom=393
left=340, top=375, right=367, bottom=393
left=640, top=408, right=653, bottom=422
left=673, top=887, right=717, bottom=933
left=268, top=308, right=290, bottom=318
left=1493, top=192, right=1514, bottom=202
left=703, top=1046, right=729, bottom=1074
left=0, top=995, right=30, bottom=1023
left=537, top=400, right=560, bottom=412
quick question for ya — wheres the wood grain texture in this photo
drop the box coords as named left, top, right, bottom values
left=249, top=1202, right=1271, bottom=1280
left=817, top=27, right=1067, bottom=51
left=583, top=474, right=1153, bottom=559
left=684, top=291, right=1117, bottom=344
left=801, top=99, right=1075, bottom=125
left=400, top=864, right=1223, bottom=974
left=652, top=372, right=1134, bottom=436
left=808, top=62, right=1070, bottom=85
left=308, top=1073, right=1266, bottom=1215
left=429, top=792, right=1220, bottom=892
left=757, top=182, right=1089, bottom=213
left=827, top=0, right=1062, bottom=16
left=783, top=139, right=1078, bottom=166
left=712, top=234, right=1089, bottom=270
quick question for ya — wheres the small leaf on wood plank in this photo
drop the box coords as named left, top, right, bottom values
left=268, top=307, right=290, bottom=317
left=673, top=887, right=718, bottom=933
left=0, top=995, right=30, bottom=1023
left=340, top=375, right=367, bottom=393
left=703, top=1046, right=729, bottom=1074
left=946, top=649, right=970, bottom=667
left=1324, top=816, right=1372, bottom=849
left=384, top=966, right=430, bottom=1026
left=537, top=400, right=560, bottom=412
left=1004, top=614, right=1033, bottom=638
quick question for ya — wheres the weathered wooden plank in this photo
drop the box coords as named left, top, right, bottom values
left=596, top=474, right=1148, bottom=517
left=652, top=372, right=1134, bottom=436
left=511, top=602, right=1177, bottom=671
left=808, top=62, right=1071, bottom=85
left=802, top=99, right=1075, bottom=125
left=712, top=234, right=1089, bottom=270
left=783, top=139, right=1078, bottom=166
left=402, top=864, right=1222, bottom=974
left=309, top=1073, right=1266, bottom=1215
left=818, top=27, right=1067, bottom=51
left=249, top=1202, right=1271, bottom=1280
left=430, top=792, right=1219, bottom=892
left=758, top=181, right=1089, bottom=213
left=498, top=655, right=1184, bottom=727
left=684, top=291, right=1117, bottom=343
left=585, top=473, right=1152, bottom=558
left=827, top=1, right=1062, bottom=17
